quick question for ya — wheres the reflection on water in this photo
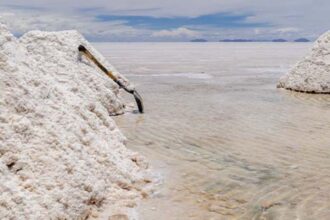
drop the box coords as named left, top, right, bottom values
left=94, top=43, right=330, bottom=220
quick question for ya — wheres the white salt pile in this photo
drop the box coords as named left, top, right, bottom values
left=0, top=23, right=152, bottom=219
left=278, top=31, right=330, bottom=93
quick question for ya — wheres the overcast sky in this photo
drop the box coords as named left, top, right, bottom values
left=0, top=0, right=329, bottom=41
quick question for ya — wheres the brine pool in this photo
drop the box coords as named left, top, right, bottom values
left=94, top=42, right=330, bottom=220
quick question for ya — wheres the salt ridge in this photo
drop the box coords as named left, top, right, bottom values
left=0, top=24, right=151, bottom=219
left=278, top=31, right=330, bottom=93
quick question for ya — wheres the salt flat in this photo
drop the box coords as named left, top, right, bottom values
left=94, top=42, right=330, bottom=220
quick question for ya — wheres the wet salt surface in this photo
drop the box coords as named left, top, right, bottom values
left=94, top=42, right=330, bottom=219
left=125, top=73, right=212, bottom=79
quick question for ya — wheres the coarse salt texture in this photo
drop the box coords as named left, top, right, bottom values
left=278, top=31, right=330, bottom=93
left=0, top=23, right=151, bottom=219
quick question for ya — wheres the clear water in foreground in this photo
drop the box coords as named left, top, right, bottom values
left=94, top=43, right=330, bottom=220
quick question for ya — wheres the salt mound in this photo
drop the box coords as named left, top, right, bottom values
left=0, top=24, right=151, bottom=219
left=278, top=31, right=330, bottom=93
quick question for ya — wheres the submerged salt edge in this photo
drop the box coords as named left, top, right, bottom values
left=0, top=23, right=152, bottom=219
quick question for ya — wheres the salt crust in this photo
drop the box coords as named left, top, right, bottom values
left=278, top=31, right=330, bottom=93
left=0, top=23, right=151, bottom=219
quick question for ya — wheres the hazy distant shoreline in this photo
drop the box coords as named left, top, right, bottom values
left=86, top=39, right=312, bottom=43
left=190, top=38, right=311, bottom=43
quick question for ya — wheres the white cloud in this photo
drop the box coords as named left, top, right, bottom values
left=273, top=27, right=300, bottom=34
left=0, top=0, right=329, bottom=41
left=152, top=27, right=199, bottom=38
left=0, top=7, right=151, bottom=41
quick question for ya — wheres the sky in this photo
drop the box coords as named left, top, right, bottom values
left=0, top=0, right=329, bottom=42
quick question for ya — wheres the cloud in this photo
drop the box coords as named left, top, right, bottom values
left=0, top=6, right=149, bottom=41
left=0, top=0, right=329, bottom=41
left=273, top=27, right=300, bottom=34
left=95, top=13, right=268, bottom=30
left=152, top=27, right=199, bottom=38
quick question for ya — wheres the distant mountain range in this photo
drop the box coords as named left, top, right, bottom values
left=190, top=39, right=208, bottom=42
left=190, top=38, right=311, bottom=42
left=294, top=38, right=310, bottom=42
left=272, top=39, right=287, bottom=42
left=220, top=39, right=255, bottom=42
